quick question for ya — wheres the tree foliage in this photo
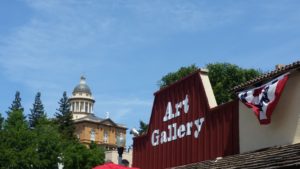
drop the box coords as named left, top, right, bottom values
left=0, top=110, right=38, bottom=169
left=8, top=91, right=24, bottom=113
left=55, top=91, right=75, bottom=140
left=158, top=63, right=261, bottom=104
left=138, top=120, right=149, bottom=134
left=33, top=121, right=62, bottom=169
left=0, top=92, right=106, bottom=169
left=207, top=63, right=261, bottom=104
left=158, top=64, right=198, bottom=88
left=4, top=109, right=27, bottom=130
left=87, top=142, right=105, bottom=168
left=29, top=92, right=46, bottom=128
left=62, top=141, right=105, bottom=169
left=0, top=113, right=3, bottom=130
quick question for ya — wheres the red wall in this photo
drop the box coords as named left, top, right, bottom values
left=133, top=71, right=239, bottom=169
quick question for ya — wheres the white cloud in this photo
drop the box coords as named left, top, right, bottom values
left=1, top=2, right=240, bottom=58
left=6, top=0, right=297, bottom=146
left=0, top=0, right=243, bottom=119
left=0, top=0, right=238, bottom=91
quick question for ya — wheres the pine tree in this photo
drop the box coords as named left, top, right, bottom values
left=2, top=110, right=61, bottom=169
left=4, top=110, right=27, bottom=132
left=29, top=92, right=46, bottom=128
left=34, top=120, right=62, bottom=169
left=8, top=91, right=24, bottom=113
left=55, top=91, right=75, bottom=139
left=1, top=110, right=38, bottom=168
left=0, top=113, right=3, bottom=130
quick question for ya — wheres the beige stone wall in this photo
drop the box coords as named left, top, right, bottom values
left=239, top=71, right=300, bottom=153
left=75, top=122, right=126, bottom=147
left=72, top=113, right=88, bottom=120
left=105, top=149, right=133, bottom=166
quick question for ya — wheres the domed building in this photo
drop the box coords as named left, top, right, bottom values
left=69, top=76, right=95, bottom=120
left=70, top=76, right=127, bottom=149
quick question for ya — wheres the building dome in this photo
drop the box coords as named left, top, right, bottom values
left=73, top=76, right=92, bottom=95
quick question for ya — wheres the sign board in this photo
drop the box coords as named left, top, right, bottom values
left=133, top=70, right=239, bottom=169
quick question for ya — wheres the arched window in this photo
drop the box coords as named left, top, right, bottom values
left=90, top=129, right=95, bottom=141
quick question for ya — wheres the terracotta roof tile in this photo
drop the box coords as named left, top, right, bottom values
left=233, top=60, right=300, bottom=92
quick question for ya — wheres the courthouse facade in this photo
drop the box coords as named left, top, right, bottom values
left=70, top=76, right=127, bottom=149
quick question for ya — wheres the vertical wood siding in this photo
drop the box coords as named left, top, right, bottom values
left=133, top=71, right=239, bottom=169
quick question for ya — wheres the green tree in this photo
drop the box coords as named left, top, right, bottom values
left=29, top=92, right=46, bottom=128
left=33, top=120, right=62, bottom=169
left=0, top=110, right=38, bottom=169
left=0, top=92, right=106, bottom=168
left=55, top=91, right=75, bottom=140
left=4, top=109, right=27, bottom=130
left=158, top=63, right=261, bottom=104
left=0, top=112, right=4, bottom=167
left=207, top=63, right=261, bottom=104
left=87, top=142, right=105, bottom=168
left=138, top=120, right=148, bottom=134
left=0, top=110, right=63, bottom=169
left=62, top=141, right=105, bottom=169
left=0, top=113, right=3, bottom=130
left=158, top=64, right=198, bottom=88
left=8, top=91, right=24, bottom=113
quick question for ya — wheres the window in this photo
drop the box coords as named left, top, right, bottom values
left=90, top=129, right=95, bottom=141
left=80, top=102, right=83, bottom=111
left=85, top=102, right=88, bottom=112
left=76, top=102, right=79, bottom=111
left=104, top=130, right=109, bottom=143
left=116, top=131, right=123, bottom=137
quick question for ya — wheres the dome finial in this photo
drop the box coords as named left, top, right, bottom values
left=80, top=75, right=86, bottom=84
left=72, top=75, right=92, bottom=95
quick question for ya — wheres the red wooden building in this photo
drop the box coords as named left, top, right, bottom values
left=132, top=69, right=239, bottom=169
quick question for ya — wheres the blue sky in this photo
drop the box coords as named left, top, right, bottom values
left=0, top=0, right=299, bottom=146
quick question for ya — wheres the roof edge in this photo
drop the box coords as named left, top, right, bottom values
left=232, top=60, right=300, bottom=92
left=154, top=68, right=208, bottom=96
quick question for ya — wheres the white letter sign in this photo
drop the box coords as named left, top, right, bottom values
left=152, top=94, right=205, bottom=147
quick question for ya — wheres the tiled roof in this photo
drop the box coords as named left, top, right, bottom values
left=74, top=114, right=104, bottom=123
left=233, top=61, right=300, bottom=92
left=74, top=114, right=126, bottom=128
left=174, top=143, right=300, bottom=169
